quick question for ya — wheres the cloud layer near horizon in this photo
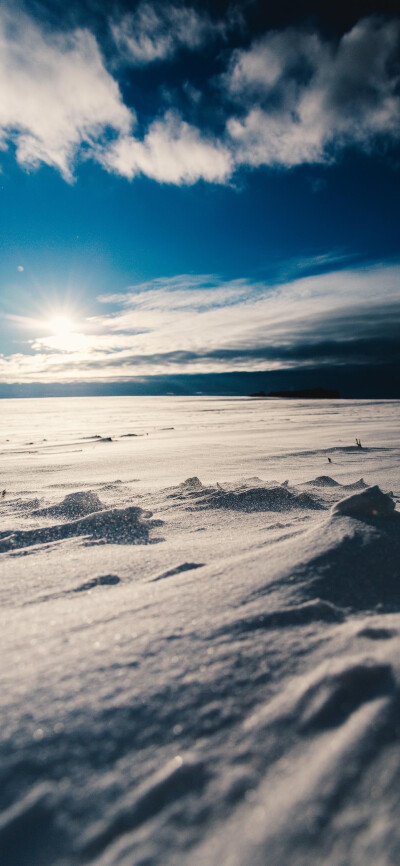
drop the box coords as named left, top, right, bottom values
left=0, top=6, right=399, bottom=183
left=2, top=263, right=399, bottom=383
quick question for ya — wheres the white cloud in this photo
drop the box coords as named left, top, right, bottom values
left=0, top=8, right=230, bottom=185
left=111, top=2, right=225, bottom=66
left=226, top=28, right=323, bottom=96
left=225, top=16, right=400, bottom=168
left=99, top=110, right=233, bottom=183
left=0, top=7, right=132, bottom=180
left=1, top=264, right=399, bottom=382
left=0, top=10, right=399, bottom=184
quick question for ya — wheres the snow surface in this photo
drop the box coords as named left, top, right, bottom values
left=0, top=395, right=400, bottom=866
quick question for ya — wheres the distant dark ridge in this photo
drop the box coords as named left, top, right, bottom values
left=266, top=388, right=340, bottom=399
left=1, top=363, right=399, bottom=398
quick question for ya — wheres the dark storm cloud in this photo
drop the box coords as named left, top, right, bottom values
left=71, top=331, right=400, bottom=371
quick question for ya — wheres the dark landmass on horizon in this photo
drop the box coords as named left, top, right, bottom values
left=250, top=388, right=340, bottom=399
left=0, top=363, right=399, bottom=399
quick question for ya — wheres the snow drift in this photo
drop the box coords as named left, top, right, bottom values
left=0, top=395, right=399, bottom=866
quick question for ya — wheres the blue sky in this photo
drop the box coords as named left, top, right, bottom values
left=0, top=0, right=399, bottom=395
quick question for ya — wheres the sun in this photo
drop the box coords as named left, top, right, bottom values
left=49, top=315, right=75, bottom=338
left=45, top=313, right=86, bottom=351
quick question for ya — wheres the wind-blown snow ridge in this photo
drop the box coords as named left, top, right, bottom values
left=0, top=503, right=162, bottom=552
left=217, top=599, right=345, bottom=639
left=73, top=574, right=121, bottom=592
left=0, top=783, right=65, bottom=866
left=82, top=754, right=208, bottom=860
left=152, top=562, right=204, bottom=582
left=244, top=655, right=395, bottom=734
left=202, top=656, right=399, bottom=866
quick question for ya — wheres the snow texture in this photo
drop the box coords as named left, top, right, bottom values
left=0, top=395, right=399, bottom=865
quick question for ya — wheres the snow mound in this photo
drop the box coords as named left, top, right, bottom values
left=305, top=475, right=341, bottom=487
left=167, top=477, right=322, bottom=512
left=34, top=490, right=104, bottom=519
left=179, top=476, right=205, bottom=492
left=303, top=476, right=367, bottom=489
left=217, top=477, right=277, bottom=491
left=333, top=485, right=395, bottom=518
left=166, top=476, right=210, bottom=499
left=0, top=506, right=162, bottom=553
left=197, top=484, right=323, bottom=513
left=273, top=489, right=400, bottom=611
left=100, top=481, right=124, bottom=490
left=167, top=477, right=323, bottom=512
left=344, top=478, right=368, bottom=490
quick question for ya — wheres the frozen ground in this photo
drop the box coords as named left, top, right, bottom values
left=0, top=395, right=399, bottom=866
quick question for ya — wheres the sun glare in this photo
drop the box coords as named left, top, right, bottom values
left=44, top=313, right=86, bottom=351
left=49, top=315, right=75, bottom=337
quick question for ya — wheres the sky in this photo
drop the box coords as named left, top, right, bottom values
left=0, top=0, right=399, bottom=397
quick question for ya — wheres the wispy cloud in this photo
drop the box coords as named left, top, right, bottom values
left=111, top=2, right=226, bottom=66
left=1, top=263, right=399, bottom=382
